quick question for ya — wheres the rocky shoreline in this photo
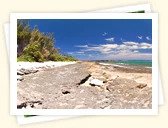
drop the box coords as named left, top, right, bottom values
left=17, top=61, right=152, bottom=109
left=17, top=62, right=76, bottom=82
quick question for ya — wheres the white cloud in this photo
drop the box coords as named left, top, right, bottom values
left=76, top=51, right=84, bottom=54
left=75, top=45, right=88, bottom=48
left=85, top=52, right=151, bottom=60
left=101, top=44, right=118, bottom=49
left=67, top=51, right=85, bottom=55
left=133, top=50, right=139, bottom=53
left=102, top=32, right=108, bottom=36
left=105, top=37, right=114, bottom=42
left=103, top=52, right=152, bottom=60
left=137, top=36, right=143, bottom=40
left=77, top=42, right=151, bottom=54
left=123, top=41, right=138, bottom=46
left=146, top=36, right=151, bottom=40
left=139, top=42, right=152, bottom=49
left=122, top=42, right=152, bottom=49
left=80, top=44, right=118, bottom=54
left=67, top=52, right=73, bottom=55
left=75, top=41, right=152, bottom=60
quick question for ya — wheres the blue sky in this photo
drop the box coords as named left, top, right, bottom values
left=29, top=19, right=152, bottom=60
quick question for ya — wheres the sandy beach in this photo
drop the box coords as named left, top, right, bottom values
left=17, top=61, right=77, bottom=71
left=17, top=61, right=152, bottom=109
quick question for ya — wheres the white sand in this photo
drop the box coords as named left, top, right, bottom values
left=17, top=61, right=77, bottom=71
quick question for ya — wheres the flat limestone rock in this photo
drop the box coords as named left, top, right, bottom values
left=89, top=79, right=104, bottom=86
left=17, top=75, right=24, bottom=81
left=17, top=70, right=24, bottom=75
left=17, top=62, right=91, bottom=107
left=106, top=77, right=151, bottom=109
left=17, top=62, right=152, bottom=109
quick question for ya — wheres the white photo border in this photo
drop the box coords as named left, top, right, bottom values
left=10, top=13, right=158, bottom=115
left=90, top=3, right=151, bottom=13
left=5, top=4, right=161, bottom=124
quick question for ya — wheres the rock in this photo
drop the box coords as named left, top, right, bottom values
left=89, top=79, right=104, bottom=86
left=34, top=103, right=42, bottom=108
left=17, top=102, right=27, bottom=109
left=17, top=70, right=24, bottom=75
left=20, top=69, right=31, bottom=74
left=77, top=74, right=91, bottom=85
left=106, top=77, right=139, bottom=92
left=18, top=69, right=38, bottom=75
left=136, top=83, right=147, bottom=89
left=17, top=75, right=24, bottom=81
left=26, top=105, right=33, bottom=109
left=17, top=62, right=152, bottom=109
left=62, top=90, right=70, bottom=94
left=29, top=69, right=38, bottom=74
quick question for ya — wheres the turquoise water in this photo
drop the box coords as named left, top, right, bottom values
left=107, top=60, right=152, bottom=67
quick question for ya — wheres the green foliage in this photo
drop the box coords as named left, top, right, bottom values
left=17, top=20, right=77, bottom=62
left=62, top=55, right=77, bottom=61
left=17, top=20, right=31, bottom=57
left=17, top=54, right=35, bottom=62
left=47, top=53, right=77, bottom=62
left=17, top=20, right=31, bottom=41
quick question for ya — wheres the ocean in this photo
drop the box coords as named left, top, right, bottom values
left=101, top=60, right=152, bottom=67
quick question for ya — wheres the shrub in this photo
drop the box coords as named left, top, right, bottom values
left=17, top=20, right=77, bottom=62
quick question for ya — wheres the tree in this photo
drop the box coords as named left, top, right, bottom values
left=17, top=19, right=31, bottom=57
left=17, top=20, right=77, bottom=62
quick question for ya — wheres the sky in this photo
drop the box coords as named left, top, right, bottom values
left=29, top=19, right=152, bottom=60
